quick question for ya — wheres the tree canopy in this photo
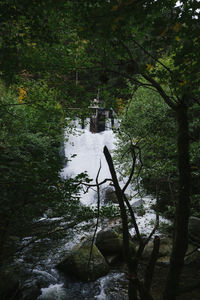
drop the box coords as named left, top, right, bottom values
left=0, top=1, right=199, bottom=299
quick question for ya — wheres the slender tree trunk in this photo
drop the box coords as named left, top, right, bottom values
left=103, top=146, right=130, bottom=260
left=162, top=102, right=190, bottom=300
left=104, top=146, right=157, bottom=300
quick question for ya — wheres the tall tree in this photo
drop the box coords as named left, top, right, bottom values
left=69, top=1, right=200, bottom=299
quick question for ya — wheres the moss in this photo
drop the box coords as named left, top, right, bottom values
left=57, top=240, right=109, bottom=281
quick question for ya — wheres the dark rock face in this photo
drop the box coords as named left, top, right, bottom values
left=189, top=216, right=200, bottom=246
left=56, top=239, right=109, bottom=282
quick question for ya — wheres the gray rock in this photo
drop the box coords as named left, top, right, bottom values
left=56, top=239, right=109, bottom=282
left=132, top=199, right=144, bottom=208
left=142, top=237, right=172, bottom=260
left=142, top=237, right=199, bottom=264
left=96, top=229, right=123, bottom=256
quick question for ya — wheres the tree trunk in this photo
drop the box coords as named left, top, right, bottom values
left=162, top=102, right=190, bottom=300
left=103, top=146, right=130, bottom=260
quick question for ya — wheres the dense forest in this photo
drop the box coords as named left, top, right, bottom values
left=0, top=1, right=200, bottom=300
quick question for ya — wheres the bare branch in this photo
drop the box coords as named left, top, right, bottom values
left=88, top=161, right=102, bottom=270
left=141, top=72, right=177, bottom=110
left=132, top=38, right=173, bottom=75
left=104, top=146, right=130, bottom=261
left=82, top=178, right=112, bottom=188
left=122, top=144, right=136, bottom=193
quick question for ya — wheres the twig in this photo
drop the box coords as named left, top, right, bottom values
left=87, top=161, right=102, bottom=271
left=131, top=38, right=173, bottom=75
left=122, top=144, right=136, bottom=193
left=82, top=178, right=112, bottom=188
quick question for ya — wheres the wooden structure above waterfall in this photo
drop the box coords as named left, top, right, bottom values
left=88, top=98, right=114, bottom=133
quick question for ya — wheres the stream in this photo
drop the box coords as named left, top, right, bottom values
left=13, top=117, right=169, bottom=300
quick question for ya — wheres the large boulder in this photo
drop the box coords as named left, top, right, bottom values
left=104, top=187, right=118, bottom=203
left=56, top=239, right=109, bottom=282
left=188, top=216, right=200, bottom=246
left=142, top=237, right=199, bottom=264
left=142, top=237, right=172, bottom=261
left=95, top=229, right=123, bottom=256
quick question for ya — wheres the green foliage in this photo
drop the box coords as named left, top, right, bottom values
left=116, top=83, right=177, bottom=180
left=134, top=204, right=146, bottom=217
left=0, top=78, right=89, bottom=261
left=115, top=82, right=200, bottom=217
left=99, top=205, right=121, bottom=218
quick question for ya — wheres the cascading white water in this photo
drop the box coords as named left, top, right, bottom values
left=61, top=117, right=169, bottom=232
left=61, top=118, right=116, bottom=205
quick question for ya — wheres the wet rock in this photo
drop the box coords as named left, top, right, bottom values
left=104, top=187, right=118, bottom=203
left=142, top=237, right=199, bottom=265
left=132, top=199, right=144, bottom=208
left=56, top=239, right=109, bottom=282
left=142, top=237, right=172, bottom=261
left=188, top=216, right=200, bottom=246
left=95, top=229, right=123, bottom=256
left=105, top=254, right=122, bottom=266
left=102, top=217, right=121, bottom=229
left=21, top=280, right=42, bottom=300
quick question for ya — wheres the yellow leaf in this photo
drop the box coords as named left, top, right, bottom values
left=19, top=33, right=25, bottom=37
left=19, top=87, right=27, bottom=102
left=78, top=26, right=83, bottom=32
left=146, top=64, right=153, bottom=70
left=173, top=22, right=182, bottom=32
left=175, top=36, right=181, bottom=42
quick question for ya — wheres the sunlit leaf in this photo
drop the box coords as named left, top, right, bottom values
left=146, top=64, right=153, bottom=70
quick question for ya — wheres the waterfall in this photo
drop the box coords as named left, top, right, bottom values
left=61, top=118, right=116, bottom=205
left=23, top=116, right=169, bottom=300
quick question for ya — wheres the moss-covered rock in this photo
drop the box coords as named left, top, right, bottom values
left=95, top=229, right=123, bottom=256
left=56, top=239, right=109, bottom=282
